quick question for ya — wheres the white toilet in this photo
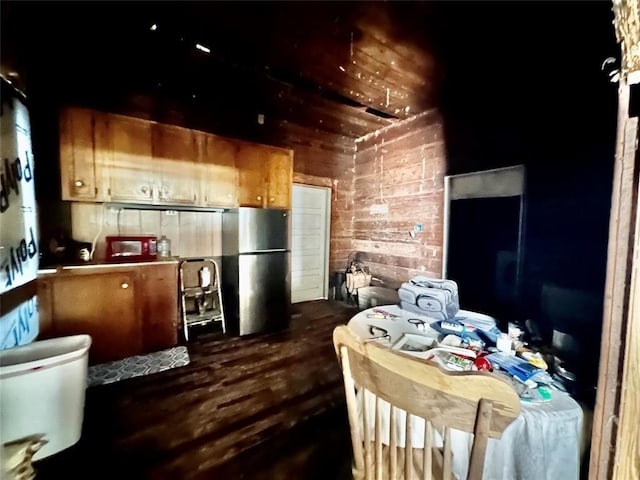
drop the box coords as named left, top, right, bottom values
left=0, top=335, right=92, bottom=461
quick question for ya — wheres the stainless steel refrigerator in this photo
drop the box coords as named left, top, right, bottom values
left=221, top=208, right=291, bottom=335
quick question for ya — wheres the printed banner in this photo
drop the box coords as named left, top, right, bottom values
left=0, top=294, right=38, bottom=349
left=1, top=79, right=40, bottom=349
left=0, top=82, right=39, bottom=294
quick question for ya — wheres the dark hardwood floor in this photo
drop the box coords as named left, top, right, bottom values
left=36, top=300, right=358, bottom=480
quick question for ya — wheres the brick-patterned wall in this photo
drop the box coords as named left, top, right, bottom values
left=353, top=110, right=446, bottom=288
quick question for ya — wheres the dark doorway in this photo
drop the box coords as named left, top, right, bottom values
left=447, top=195, right=522, bottom=324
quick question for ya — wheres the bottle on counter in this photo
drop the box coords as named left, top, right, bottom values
left=158, top=235, right=171, bottom=258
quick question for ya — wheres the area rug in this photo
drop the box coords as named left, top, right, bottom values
left=87, top=346, right=190, bottom=387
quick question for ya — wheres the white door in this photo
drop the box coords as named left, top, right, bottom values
left=291, top=184, right=331, bottom=303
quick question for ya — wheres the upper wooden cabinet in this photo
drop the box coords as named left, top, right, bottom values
left=151, top=123, right=199, bottom=205
left=266, top=149, right=293, bottom=209
left=200, top=133, right=239, bottom=207
left=59, top=107, right=107, bottom=201
left=106, top=113, right=156, bottom=203
left=236, top=142, right=268, bottom=208
left=236, top=142, right=293, bottom=209
left=59, top=106, right=291, bottom=209
left=104, top=115, right=199, bottom=205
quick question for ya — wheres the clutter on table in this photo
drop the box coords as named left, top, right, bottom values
left=394, top=275, right=579, bottom=401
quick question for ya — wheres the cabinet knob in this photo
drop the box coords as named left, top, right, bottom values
left=269, top=197, right=275, bottom=202
left=256, top=195, right=262, bottom=201
left=140, top=185, right=150, bottom=195
left=121, top=282, right=129, bottom=289
left=75, top=180, right=84, bottom=188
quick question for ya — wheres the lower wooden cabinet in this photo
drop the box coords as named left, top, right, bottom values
left=38, top=262, right=179, bottom=365
left=139, top=263, right=179, bottom=353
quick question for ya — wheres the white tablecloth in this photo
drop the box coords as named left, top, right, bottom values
left=350, top=306, right=584, bottom=480
left=474, top=393, right=583, bottom=480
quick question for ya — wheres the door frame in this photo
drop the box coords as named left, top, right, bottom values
left=443, top=165, right=526, bottom=286
left=291, top=183, right=332, bottom=302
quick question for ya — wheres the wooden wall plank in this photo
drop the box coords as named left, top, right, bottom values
left=293, top=173, right=333, bottom=188
left=356, top=110, right=442, bottom=151
left=353, top=111, right=446, bottom=288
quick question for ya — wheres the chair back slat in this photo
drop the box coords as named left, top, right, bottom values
left=362, top=382, right=372, bottom=480
left=339, top=345, right=365, bottom=475
left=467, top=398, right=493, bottom=480
left=334, top=326, right=521, bottom=480
left=423, top=421, right=432, bottom=480
left=389, top=406, right=398, bottom=479
left=443, top=427, right=452, bottom=479
left=375, top=396, right=383, bottom=480
left=404, top=413, right=413, bottom=479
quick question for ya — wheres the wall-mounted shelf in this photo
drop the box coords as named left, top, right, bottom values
left=179, top=258, right=226, bottom=340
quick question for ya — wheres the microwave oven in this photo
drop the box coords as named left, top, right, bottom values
left=105, top=235, right=157, bottom=262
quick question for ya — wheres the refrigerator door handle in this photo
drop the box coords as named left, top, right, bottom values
left=240, top=249, right=288, bottom=254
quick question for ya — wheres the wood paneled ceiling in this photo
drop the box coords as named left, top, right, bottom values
left=2, top=2, right=619, bottom=144
left=2, top=1, right=448, bottom=140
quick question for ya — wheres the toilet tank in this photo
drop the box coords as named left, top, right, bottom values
left=0, top=334, right=92, bottom=461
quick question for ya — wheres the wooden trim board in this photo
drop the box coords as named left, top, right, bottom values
left=589, top=79, right=639, bottom=479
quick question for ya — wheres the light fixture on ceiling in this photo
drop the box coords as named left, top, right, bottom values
left=195, top=43, right=211, bottom=54
left=150, top=24, right=158, bottom=31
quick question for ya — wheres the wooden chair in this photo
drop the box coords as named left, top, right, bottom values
left=333, top=326, right=521, bottom=480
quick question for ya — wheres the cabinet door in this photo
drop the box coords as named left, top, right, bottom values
left=59, top=107, right=102, bottom=201
left=139, top=264, right=178, bottom=352
left=50, top=271, right=142, bottom=364
left=236, top=143, right=267, bottom=207
left=200, top=133, right=239, bottom=207
left=107, top=114, right=156, bottom=203
left=266, top=149, right=293, bottom=209
left=152, top=123, right=199, bottom=205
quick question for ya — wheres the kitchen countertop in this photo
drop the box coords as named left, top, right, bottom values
left=38, top=257, right=180, bottom=275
